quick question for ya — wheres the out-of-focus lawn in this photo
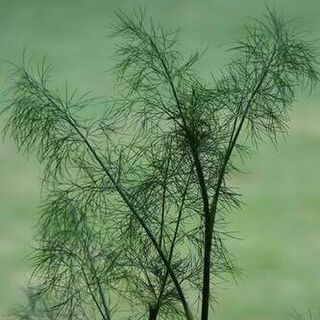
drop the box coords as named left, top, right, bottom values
left=0, top=1, right=319, bottom=319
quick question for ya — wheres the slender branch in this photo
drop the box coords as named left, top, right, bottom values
left=147, top=37, right=215, bottom=320
left=159, top=139, right=172, bottom=249
left=146, top=35, right=189, bottom=132
left=65, top=114, right=194, bottom=320
left=137, top=255, right=158, bottom=300
left=148, top=32, right=212, bottom=232
left=210, top=48, right=277, bottom=218
left=87, top=254, right=112, bottom=320
left=200, top=49, right=277, bottom=320
left=70, top=202, right=112, bottom=320
left=147, top=37, right=214, bottom=320
left=81, top=266, right=109, bottom=320
left=153, top=170, right=193, bottom=315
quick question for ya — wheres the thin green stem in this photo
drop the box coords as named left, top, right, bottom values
left=70, top=203, right=112, bottom=320
left=159, top=140, right=172, bottom=249
left=200, top=49, right=277, bottom=320
left=66, top=115, right=194, bottom=320
left=152, top=170, right=192, bottom=316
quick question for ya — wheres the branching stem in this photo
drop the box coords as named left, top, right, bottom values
left=66, top=114, right=194, bottom=320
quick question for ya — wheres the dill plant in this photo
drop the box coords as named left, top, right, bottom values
left=2, top=7, right=319, bottom=320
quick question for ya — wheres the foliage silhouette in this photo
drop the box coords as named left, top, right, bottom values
left=2, top=7, right=319, bottom=320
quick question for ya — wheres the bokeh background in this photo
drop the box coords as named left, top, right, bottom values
left=0, top=0, right=319, bottom=319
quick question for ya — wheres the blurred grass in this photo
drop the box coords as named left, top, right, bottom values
left=0, top=0, right=319, bottom=319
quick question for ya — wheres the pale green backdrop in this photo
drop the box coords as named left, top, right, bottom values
left=0, top=0, right=319, bottom=319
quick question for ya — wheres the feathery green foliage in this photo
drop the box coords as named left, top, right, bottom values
left=3, top=7, right=318, bottom=320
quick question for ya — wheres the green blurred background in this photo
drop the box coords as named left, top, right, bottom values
left=0, top=0, right=319, bottom=319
